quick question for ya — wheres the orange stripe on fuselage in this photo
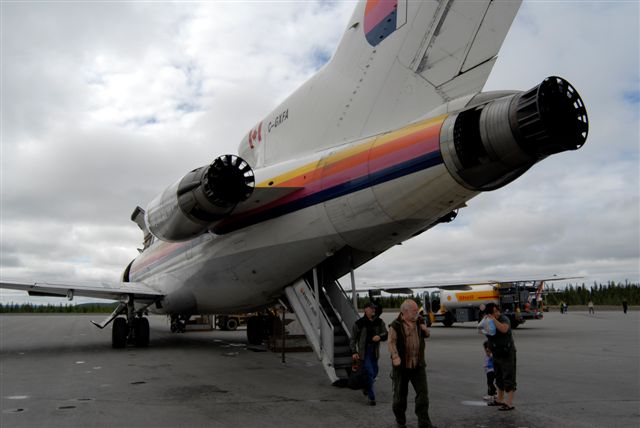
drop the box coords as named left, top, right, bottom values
left=260, top=114, right=446, bottom=188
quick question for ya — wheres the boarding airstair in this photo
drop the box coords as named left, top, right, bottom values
left=284, top=273, right=359, bottom=383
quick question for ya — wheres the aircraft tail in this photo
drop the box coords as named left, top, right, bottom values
left=239, top=0, right=521, bottom=167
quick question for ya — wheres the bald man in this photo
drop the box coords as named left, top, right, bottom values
left=388, top=299, right=437, bottom=428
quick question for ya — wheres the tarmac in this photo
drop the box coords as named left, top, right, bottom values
left=1, top=309, right=638, bottom=428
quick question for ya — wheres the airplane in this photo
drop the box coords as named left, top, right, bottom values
left=1, top=0, right=588, bottom=382
left=359, top=276, right=581, bottom=328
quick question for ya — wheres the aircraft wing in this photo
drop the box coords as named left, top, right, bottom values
left=0, top=280, right=163, bottom=302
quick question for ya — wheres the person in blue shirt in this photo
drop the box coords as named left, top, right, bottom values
left=482, top=341, right=497, bottom=400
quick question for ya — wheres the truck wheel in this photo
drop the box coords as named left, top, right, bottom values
left=225, top=317, right=239, bottom=331
left=442, top=313, right=454, bottom=327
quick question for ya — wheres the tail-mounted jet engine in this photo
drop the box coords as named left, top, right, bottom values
left=441, top=76, right=588, bottom=191
left=146, top=155, right=255, bottom=242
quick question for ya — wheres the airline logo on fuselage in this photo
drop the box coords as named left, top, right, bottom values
left=364, top=0, right=407, bottom=47
left=248, top=122, right=262, bottom=149
left=247, top=109, right=289, bottom=150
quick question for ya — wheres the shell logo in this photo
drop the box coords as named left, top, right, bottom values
left=447, top=295, right=452, bottom=301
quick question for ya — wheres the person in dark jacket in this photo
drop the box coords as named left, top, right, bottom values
left=350, top=301, right=388, bottom=405
left=388, top=299, right=437, bottom=428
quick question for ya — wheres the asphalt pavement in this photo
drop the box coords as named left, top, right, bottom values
left=1, top=309, right=638, bottom=428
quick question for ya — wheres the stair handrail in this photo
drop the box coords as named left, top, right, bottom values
left=321, top=284, right=353, bottom=341
left=323, top=280, right=359, bottom=338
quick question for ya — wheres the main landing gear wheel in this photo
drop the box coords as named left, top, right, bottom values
left=112, top=315, right=150, bottom=348
left=112, top=317, right=128, bottom=348
left=134, top=317, right=150, bottom=347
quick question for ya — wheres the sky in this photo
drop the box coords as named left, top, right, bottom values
left=1, top=1, right=639, bottom=305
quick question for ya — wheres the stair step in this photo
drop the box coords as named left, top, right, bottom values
left=334, top=346, right=351, bottom=355
left=334, top=336, right=349, bottom=346
left=334, top=356, right=353, bottom=367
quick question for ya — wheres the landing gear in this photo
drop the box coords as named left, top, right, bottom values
left=110, top=295, right=151, bottom=348
left=134, top=317, right=150, bottom=347
left=112, top=317, right=128, bottom=348
left=111, top=315, right=150, bottom=348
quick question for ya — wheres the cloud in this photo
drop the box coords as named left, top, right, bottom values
left=1, top=1, right=638, bottom=307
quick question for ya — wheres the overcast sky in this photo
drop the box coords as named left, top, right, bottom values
left=1, top=1, right=638, bottom=305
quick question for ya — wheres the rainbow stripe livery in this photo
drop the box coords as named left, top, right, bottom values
left=216, top=114, right=446, bottom=234
left=364, top=0, right=406, bottom=46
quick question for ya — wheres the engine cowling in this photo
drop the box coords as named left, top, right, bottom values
left=440, top=76, right=588, bottom=191
left=146, top=155, right=255, bottom=242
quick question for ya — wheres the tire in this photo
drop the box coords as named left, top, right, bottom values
left=247, top=316, right=264, bottom=345
left=134, top=317, right=150, bottom=347
left=225, top=317, right=239, bottom=331
left=112, top=317, right=128, bottom=349
left=442, top=312, right=455, bottom=327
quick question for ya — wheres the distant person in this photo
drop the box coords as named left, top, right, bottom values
left=622, top=300, right=628, bottom=314
left=560, top=301, right=565, bottom=314
left=588, top=300, right=595, bottom=315
left=482, top=341, right=497, bottom=400
left=373, top=297, right=383, bottom=319
left=388, top=299, right=438, bottom=428
left=350, top=301, right=388, bottom=406
left=485, top=302, right=517, bottom=411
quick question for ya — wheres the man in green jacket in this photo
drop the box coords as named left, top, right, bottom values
left=388, top=299, right=437, bottom=428
left=350, top=301, right=388, bottom=405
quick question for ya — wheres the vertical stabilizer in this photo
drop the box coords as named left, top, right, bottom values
left=239, top=0, right=521, bottom=167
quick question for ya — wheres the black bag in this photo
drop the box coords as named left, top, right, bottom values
left=348, top=362, right=368, bottom=390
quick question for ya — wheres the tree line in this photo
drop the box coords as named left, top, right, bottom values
left=1, top=282, right=636, bottom=313
left=543, top=281, right=639, bottom=306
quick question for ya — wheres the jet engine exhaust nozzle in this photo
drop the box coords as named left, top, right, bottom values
left=202, top=154, right=255, bottom=208
left=145, top=155, right=255, bottom=242
left=511, top=76, right=588, bottom=158
left=440, top=76, right=588, bottom=191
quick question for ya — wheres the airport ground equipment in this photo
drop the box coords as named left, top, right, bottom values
left=285, top=271, right=358, bottom=384
left=427, top=281, right=546, bottom=328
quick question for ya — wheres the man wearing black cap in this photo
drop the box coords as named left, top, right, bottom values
left=350, top=301, right=388, bottom=405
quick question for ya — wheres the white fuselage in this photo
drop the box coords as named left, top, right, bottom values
left=129, top=114, right=477, bottom=314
